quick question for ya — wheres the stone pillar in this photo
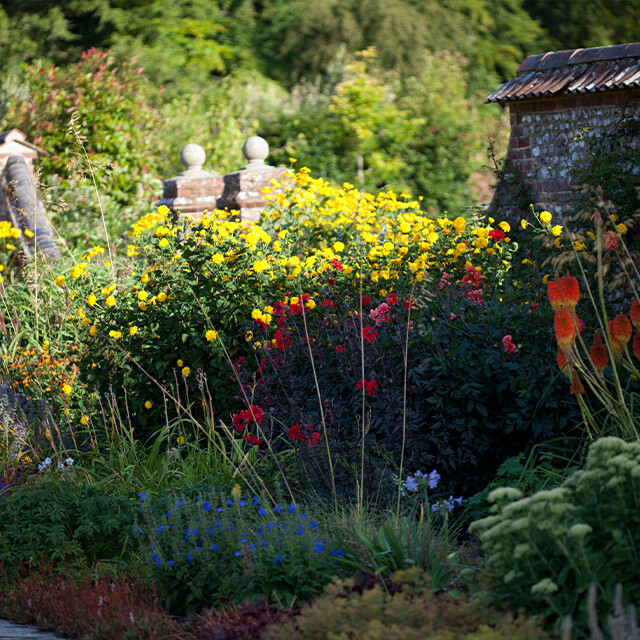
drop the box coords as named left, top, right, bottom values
left=216, top=136, right=290, bottom=222
left=157, top=143, right=223, bottom=222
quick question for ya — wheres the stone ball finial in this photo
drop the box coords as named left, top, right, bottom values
left=180, top=143, right=206, bottom=172
left=242, top=136, right=269, bottom=166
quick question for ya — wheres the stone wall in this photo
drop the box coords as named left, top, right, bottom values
left=498, top=90, right=640, bottom=214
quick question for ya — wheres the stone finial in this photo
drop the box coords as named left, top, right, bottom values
left=242, top=136, right=270, bottom=170
left=177, top=143, right=217, bottom=178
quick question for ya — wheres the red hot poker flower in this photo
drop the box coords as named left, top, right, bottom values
left=612, top=313, right=632, bottom=345
left=590, top=331, right=608, bottom=376
left=554, top=307, right=576, bottom=349
left=570, top=368, right=585, bottom=395
left=559, top=275, right=580, bottom=310
left=609, top=320, right=624, bottom=363
left=547, top=280, right=562, bottom=310
left=633, top=332, right=640, bottom=360
left=557, top=347, right=570, bottom=377
left=630, top=299, right=640, bottom=330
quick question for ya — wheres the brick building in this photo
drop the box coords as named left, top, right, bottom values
left=487, top=42, right=640, bottom=215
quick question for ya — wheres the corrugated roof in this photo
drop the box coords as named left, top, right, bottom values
left=486, top=42, right=640, bottom=103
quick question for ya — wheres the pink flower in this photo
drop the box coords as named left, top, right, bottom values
left=604, top=230, right=618, bottom=250
left=502, top=335, right=518, bottom=354
left=369, top=302, right=391, bottom=326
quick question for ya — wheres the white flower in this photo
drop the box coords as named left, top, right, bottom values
left=65, top=457, right=74, bottom=466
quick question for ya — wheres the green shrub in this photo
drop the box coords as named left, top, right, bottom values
left=263, top=568, right=552, bottom=640
left=2, top=49, right=163, bottom=249
left=0, top=479, right=137, bottom=578
left=470, top=437, right=640, bottom=635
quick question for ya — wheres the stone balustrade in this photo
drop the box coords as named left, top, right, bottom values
left=157, top=136, right=290, bottom=222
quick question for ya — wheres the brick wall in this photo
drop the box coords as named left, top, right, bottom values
left=498, top=90, right=640, bottom=214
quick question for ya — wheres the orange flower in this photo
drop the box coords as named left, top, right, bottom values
left=612, top=313, right=632, bottom=345
left=609, top=320, right=624, bottom=363
left=633, top=332, right=640, bottom=361
left=547, top=280, right=562, bottom=310
left=590, top=331, right=608, bottom=376
left=554, top=308, right=576, bottom=349
left=570, top=368, right=585, bottom=395
left=559, top=275, right=580, bottom=310
left=630, top=299, right=640, bottom=331
left=557, top=347, right=570, bottom=376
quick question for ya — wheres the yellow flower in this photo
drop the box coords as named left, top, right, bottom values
left=211, top=253, right=224, bottom=265
left=181, top=366, right=191, bottom=377
left=109, top=330, right=122, bottom=339
left=176, top=436, right=185, bottom=445
left=80, top=415, right=89, bottom=426
left=106, top=296, right=116, bottom=308
left=129, top=326, right=138, bottom=336
left=145, top=400, right=152, bottom=409
left=6, top=243, right=15, bottom=251
left=498, top=221, right=510, bottom=233
left=137, top=290, right=148, bottom=301
left=24, top=228, right=34, bottom=238
left=520, top=219, right=528, bottom=229
left=157, top=292, right=167, bottom=302
left=551, top=225, right=563, bottom=237
left=540, top=210, right=552, bottom=224
left=232, top=483, right=242, bottom=501
left=251, top=309, right=262, bottom=320
left=333, top=241, right=345, bottom=252
left=617, top=223, right=628, bottom=235
left=542, top=274, right=550, bottom=284
left=89, top=325, right=98, bottom=336
left=139, top=301, right=147, bottom=311
left=62, top=384, right=72, bottom=395
left=159, top=238, right=169, bottom=247
left=55, top=275, right=66, bottom=287
left=306, top=299, right=316, bottom=309
left=205, top=329, right=218, bottom=341
left=87, top=293, right=97, bottom=307
left=253, top=259, right=269, bottom=273
left=177, top=359, right=183, bottom=367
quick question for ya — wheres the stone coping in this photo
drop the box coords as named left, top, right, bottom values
left=0, top=619, right=69, bottom=640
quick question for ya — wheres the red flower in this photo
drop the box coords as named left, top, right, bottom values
left=612, top=313, right=632, bottom=345
left=609, top=320, right=624, bottom=363
left=570, top=369, right=585, bottom=395
left=336, top=345, right=345, bottom=353
left=322, top=299, right=334, bottom=308
left=630, top=299, right=640, bottom=330
left=547, top=280, right=562, bottom=310
left=231, top=405, right=264, bottom=433
left=502, top=335, right=517, bottom=354
left=590, top=331, right=608, bottom=376
left=461, top=266, right=483, bottom=288
left=243, top=434, right=261, bottom=446
left=330, top=259, right=343, bottom=271
left=633, top=332, right=640, bottom=360
left=554, top=308, right=576, bottom=349
left=363, top=326, right=378, bottom=343
left=488, top=229, right=505, bottom=242
left=361, top=296, right=372, bottom=307
left=604, top=230, right=618, bottom=250
left=356, top=378, right=379, bottom=395
left=557, top=347, right=570, bottom=376
left=273, top=301, right=286, bottom=316
left=386, top=293, right=398, bottom=306
left=288, top=424, right=303, bottom=441
left=289, top=303, right=302, bottom=316
left=274, top=328, right=291, bottom=350
left=558, top=275, right=580, bottom=311
left=307, top=432, right=320, bottom=447
left=403, top=298, right=416, bottom=310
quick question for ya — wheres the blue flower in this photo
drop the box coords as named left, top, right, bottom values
left=288, top=504, right=297, bottom=514
left=210, top=544, right=219, bottom=551
left=313, top=541, right=325, bottom=553
left=332, top=548, right=345, bottom=557
left=258, top=507, right=267, bottom=517
left=202, top=501, right=211, bottom=511
left=296, top=525, right=304, bottom=536
left=274, top=556, right=283, bottom=564
left=252, top=496, right=260, bottom=505
left=216, top=506, right=224, bottom=513
left=428, top=470, right=441, bottom=489
left=234, top=550, right=242, bottom=557
left=196, top=547, right=202, bottom=552
left=240, top=537, right=248, bottom=543
left=187, top=553, right=193, bottom=562
left=167, top=560, right=175, bottom=566
left=226, top=499, right=233, bottom=506
left=310, top=521, right=318, bottom=530
left=239, top=499, right=248, bottom=507
left=404, top=475, right=419, bottom=492
left=273, top=504, right=282, bottom=514
left=138, top=492, right=148, bottom=502
left=175, top=499, right=186, bottom=507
